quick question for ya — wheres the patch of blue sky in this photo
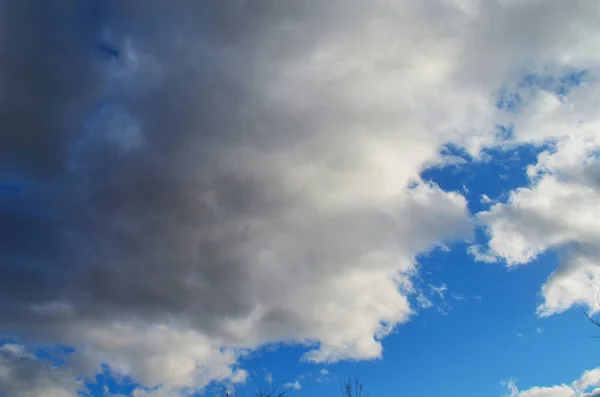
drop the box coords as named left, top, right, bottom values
left=497, top=67, right=589, bottom=114
left=422, top=142, right=544, bottom=215
left=517, top=68, right=588, bottom=96
left=33, top=345, right=75, bottom=367
left=496, top=91, right=523, bottom=113
left=83, top=365, right=139, bottom=397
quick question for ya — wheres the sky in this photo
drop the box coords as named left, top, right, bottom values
left=1, top=0, right=600, bottom=396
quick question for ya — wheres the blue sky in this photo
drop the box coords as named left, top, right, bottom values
left=2, top=1, right=600, bottom=397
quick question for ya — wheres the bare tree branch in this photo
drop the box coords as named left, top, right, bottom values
left=582, top=289, right=600, bottom=338
left=340, top=377, right=364, bottom=397
left=254, top=382, right=292, bottom=397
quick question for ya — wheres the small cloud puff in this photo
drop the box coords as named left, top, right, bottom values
left=284, top=381, right=302, bottom=391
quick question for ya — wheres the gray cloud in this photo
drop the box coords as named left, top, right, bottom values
left=0, top=344, right=81, bottom=397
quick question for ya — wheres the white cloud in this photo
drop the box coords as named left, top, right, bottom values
left=480, top=175, right=600, bottom=267
left=471, top=34, right=600, bottom=315
left=481, top=194, right=493, bottom=204
left=71, top=323, right=247, bottom=392
left=438, top=243, right=452, bottom=252
left=573, top=368, right=600, bottom=392
left=451, top=293, right=467, bottom=302
left=417, top=284, right=458, bottom=314
left=480, top=144, right=600, bottom=316
left=537, top=254, right=600, bottom=317
left=284, top=381, right=302, bottom=391
left=316, top=368, right=331, bottom=383
left=504, top=367, right=600, bottom=397
left=430, top=284, right=448, bottom=299
left=265, top=373, right=274, bottom=384
left=468, top=245, right=500, bottom=263
left=417, top=293, right=434, bottom=309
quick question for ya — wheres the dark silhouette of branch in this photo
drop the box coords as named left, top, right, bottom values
left=340, top=377, right=364, bottom=397
left=216, top=385, right=240, bottom=397
left=582, top=289, right=600, bottom=338
left=254, top=382, right=292, bottom=397
left=216, top=382, right=292, bottom=397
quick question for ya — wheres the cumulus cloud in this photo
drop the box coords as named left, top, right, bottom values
left=504, top=367, right=600, bottom=397
left=2, top=0, right=600, bottom=395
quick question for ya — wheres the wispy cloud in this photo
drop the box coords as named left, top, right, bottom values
left=417, top=293, right=433, bottom=309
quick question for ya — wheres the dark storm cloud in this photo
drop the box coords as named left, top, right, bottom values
left=0, top=0, right=286, bottom=336
left=0, top=0, right=105, bottom=177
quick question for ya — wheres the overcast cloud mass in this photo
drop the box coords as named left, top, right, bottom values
left=1, top=0, right=600, bottom=396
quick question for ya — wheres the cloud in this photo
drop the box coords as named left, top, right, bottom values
left=416, top=284, right=459, bottom=314
left=478, top=82, right=600, bottom=315
left=2, top=0, right=600, bottom=395
left=468, top=245, right=501, bottom=264
left=316, top=368, right=331, bottom=383
left=469, top=12, right=600, bottom=316
left=0, top=344, right=82, bottom=397
left=284, top=381, right=302, bottom=391
left=417, top=293, right=434, bottom=309
left=451, top=293, right=467, bottom=302
left=480, top=194, right=493, bottom=204
left=430, top=284, right=448, bottom=299
left=503, top=367, right=600, bottom=397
